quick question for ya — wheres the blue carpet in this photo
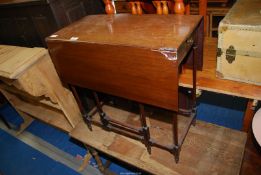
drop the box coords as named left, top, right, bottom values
left=0, top=103, right=23, bottom=130
left=2, top=103, right=130, bottom=173
left=197, top=91, right=246, bottom=130
left=0, top=128, right=80, bottom=175
left=26, top=121, right=86, bottom=157
left=26, top=121, right=135, bottom=174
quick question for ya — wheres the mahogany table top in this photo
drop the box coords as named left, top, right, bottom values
left=47, top=14, right=202, bottom=51
left=46, top=14, right=203, bottom=111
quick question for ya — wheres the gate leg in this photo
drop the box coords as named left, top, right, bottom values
left=70, top=86, right=92, bottom=131
left=93, top=91, right=109, bottom=127
left=139, top=104, right=151, bottom=154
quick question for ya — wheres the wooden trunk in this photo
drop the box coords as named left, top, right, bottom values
left=46, top=14, right=203, bottom=111
left=216, top=0, right=261, bottom=85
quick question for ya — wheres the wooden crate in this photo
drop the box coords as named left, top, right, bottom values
left=0, top=45, right=82, bottom=132
left=216, top=0, right=261, bottom=85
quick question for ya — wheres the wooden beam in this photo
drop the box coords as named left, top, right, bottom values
left=199, top=0, right=207, bottom=33
left=242, top=99, right=257, bottom=132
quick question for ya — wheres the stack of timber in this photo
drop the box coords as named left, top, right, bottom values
left=0, top=45, right=82, bottom=132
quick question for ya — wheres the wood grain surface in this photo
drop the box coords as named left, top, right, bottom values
left=0, top=45, right=46, bottom=79
left=46, top=14, right=201, bottom=50
left=0, top=45, right=82, bottom=129
left=47, top=14, right=203, bottom=111
left=0, top=89, right=73, bottom=132
left=220, top=0, right=261, bottom=26
left=48, top=41, right=180, bottom=111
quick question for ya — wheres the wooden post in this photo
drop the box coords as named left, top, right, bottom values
left=130, top=1, right=143, bottom=15
left=199, top=0, right=207, bottom=33
left=242, top=99, right=257, bottom=132
left=154, top=1, right=163, bottom=15
left=192, top=45, right=197, bottom=107
left=93, top=91, right=109, bottom=127
left=185, top=3, right=190, bottom=15
left=70, top=85, right=93, bottom=131
left=103, top=0, right=115, bottom=14
left=130, top=2, right=137, bottom=15
left=162, top=1, right=169, bottom=15
left=136, top=2, right=143, bottom=15
left=172, top=112, right=179, bottom=163
left=139, top=104, right=151, bottom=154
left=174, top=0, right=185, bottom=15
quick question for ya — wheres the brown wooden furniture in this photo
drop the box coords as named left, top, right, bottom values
left=180, top=37, right=261, bottom=132
left=107, top=0, right=189, bottom=15
left=208, top=7, right=229, bottom=37
left=0, top=45, right=82, bottom=133
left=104, top=1, right=205, bottom=70
left=112, top=0, right=232, bottom=37
left=0, top=0, right=104, bottom=47
left=241, top=123, right=261, bottom=175
left=47, top=14, right=203, bottom=162
left=102, top=0, right=205, bottom=70
left=190, top=5, right=230, bottom=37
left=111, top=0, right=206, bottom=24
left=68, top=37, right=253, bottom=174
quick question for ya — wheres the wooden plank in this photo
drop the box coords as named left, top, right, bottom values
left=179, top=37, right=261, bottom=100
left=46, top=15, right=202, bottom=50
left=10, top=58, right=58, bottom=100
left=0, top=89, right=73, bottom=132
left=70, top=105, right=247, bottom=175
left=199, top=0, right=207, bottom=33
left=0, top=83, right=61, bottom=110
left=35, top=54, right=82, bottom=127
left=220, top=0, right=261, bottom=26
left=242, top=99, right=255, bottom=132
left=0, top=45, right=46, bottom=79
left=0, top=44, right=82, bottom=128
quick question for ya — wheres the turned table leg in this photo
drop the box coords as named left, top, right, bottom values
left=139, top=104, right=151, bottom=154
left=103, top=0, right=115, bottom=14
left=172, top=112, right=179, bottom=163
left=70, top=86, right=93, bottom=131
left=78, top=151, right=92, bottom=172
left=93, top=91, right=110, bottom=127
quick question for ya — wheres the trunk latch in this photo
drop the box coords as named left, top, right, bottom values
left=226, top=45, right=236, bottom=64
